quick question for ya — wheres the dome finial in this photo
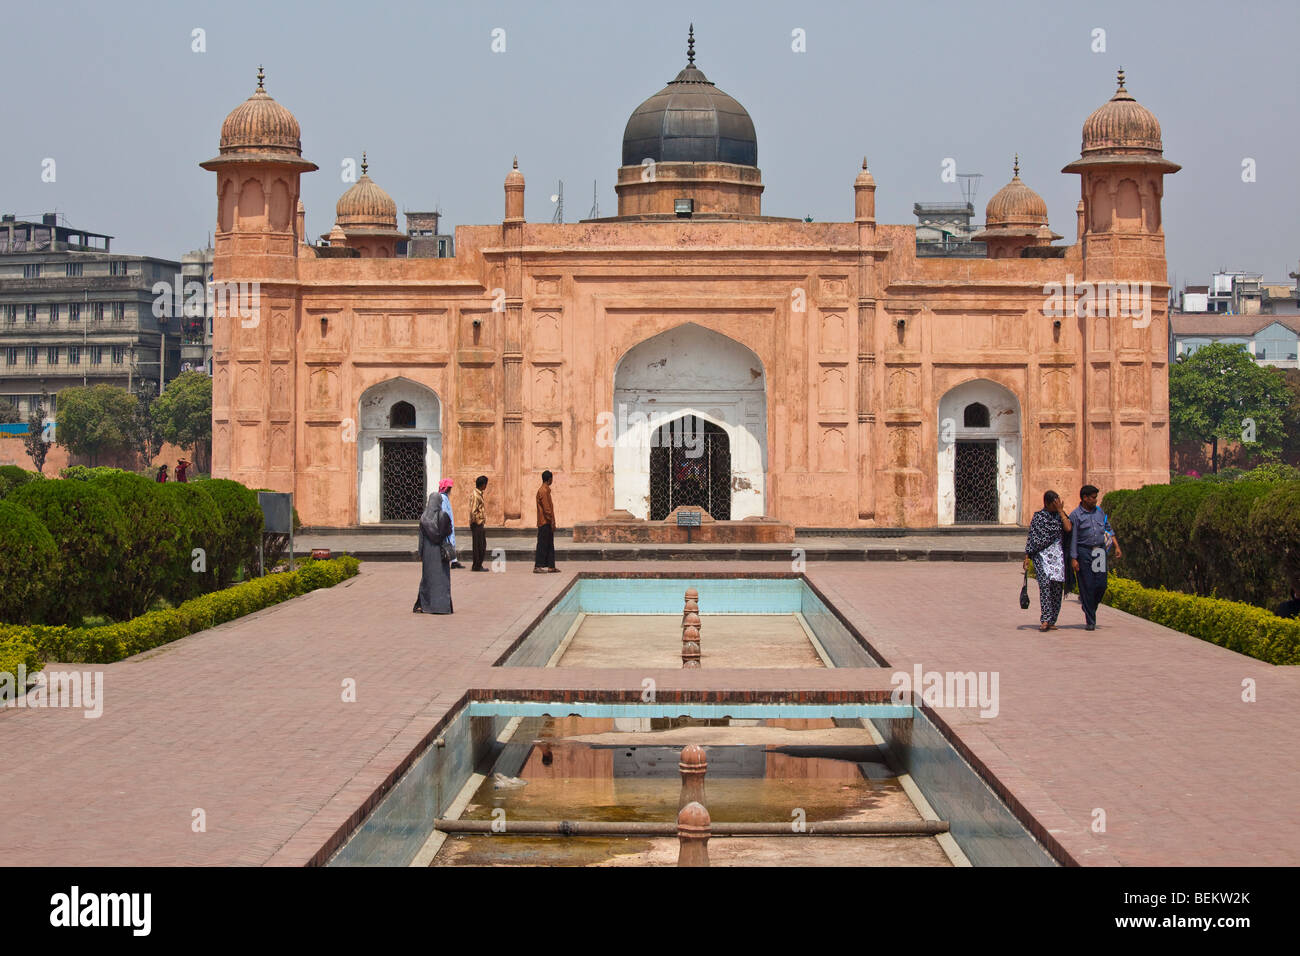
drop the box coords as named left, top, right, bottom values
left=256, top=65, right=265, bottom=92
left=1116, top=67, right=1126, bottom=92
left=1013, top=153, right=1020, bottom=177
left=687, top=23, right=695, bottom=66
left=361, top=151, right=368, bottom=176
left=512, top=155, right=518, bottom=169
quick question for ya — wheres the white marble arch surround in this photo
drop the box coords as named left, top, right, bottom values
left=936, top=379, right=1021, bottom=525
left=357, top=377, right=442, bottom=523
left=611, top=323, right=767, bottom=520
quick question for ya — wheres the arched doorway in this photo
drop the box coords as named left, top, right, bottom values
left=357, top=378, right=442, bottom=523
left=611, top=324, right=767, bottom=520
left=937, top=380, right=1021, bottom=525
left=649, top=414, right=732, bottom=519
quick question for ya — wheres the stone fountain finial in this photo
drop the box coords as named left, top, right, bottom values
left=687, top=23, right=696, bottom=67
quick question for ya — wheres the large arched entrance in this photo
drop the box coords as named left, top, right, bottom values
left=612, top=324, right=766, bottom=520
left=357, top=378, right=442, bottom=523
left=937, top=380, right=1021, bottom=525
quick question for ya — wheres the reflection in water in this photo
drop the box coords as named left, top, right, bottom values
left=433, top=717, right=952, bottom=867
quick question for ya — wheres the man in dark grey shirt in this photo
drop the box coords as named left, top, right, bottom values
left=1069, top=484, right=1124, bottom=631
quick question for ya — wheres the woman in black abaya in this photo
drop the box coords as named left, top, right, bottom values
left=413, top=491, right=454, bottom=614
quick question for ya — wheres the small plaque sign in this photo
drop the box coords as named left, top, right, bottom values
left=258, top=491, right=294, bottom=534
left=311, top=548, right=331, bottom=560
left=676, top=510, right=703, bottom=528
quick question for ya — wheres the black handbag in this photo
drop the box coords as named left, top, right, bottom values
left=1019, top=569, right=1031, bottom=609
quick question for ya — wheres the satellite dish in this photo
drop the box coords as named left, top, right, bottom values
left=550, top=194, right=559, bottom=203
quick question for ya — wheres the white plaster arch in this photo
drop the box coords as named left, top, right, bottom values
left=611, top=323, right=767, bottom=519
left=937, top=379, right=1021, bottom=525
left=357, top=377, right=442, bottom=523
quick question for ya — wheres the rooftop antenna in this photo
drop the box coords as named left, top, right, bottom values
left=550, top=180, right=564, bottom=224
left=957, top=172, right=983, bottom=209
left=588, top=180, right=599, bottom=219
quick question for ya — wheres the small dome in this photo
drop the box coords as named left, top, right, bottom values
left=985, top=157, right=1049, bottom=227
left=622, top=26, right=757, bottom=167
left=855, top=157, right=875, bottom=187
left=219, top=67, right=303, bottom=155
left=335, top=154, right=398, bottom=231
left=505, top=155, right=524, bottom=186
left=1081, top=69, right=1162, bottom=154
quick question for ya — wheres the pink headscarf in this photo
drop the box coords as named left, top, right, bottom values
left=438, top=478, right=453, bottom=493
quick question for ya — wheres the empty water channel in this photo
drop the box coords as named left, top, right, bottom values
left=329, top=574, right=1059, bottom=867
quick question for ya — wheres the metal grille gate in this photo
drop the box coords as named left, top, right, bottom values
left=380, top=439, right=426, bottom=520
left=953, top=440, right=998, bottom=523
left=649, top=416, right=731, bottom=520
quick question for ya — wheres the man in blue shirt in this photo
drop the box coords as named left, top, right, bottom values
left=1069, top=484, right=1124, bottom=631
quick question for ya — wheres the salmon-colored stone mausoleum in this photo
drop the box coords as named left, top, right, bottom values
left=201, top=39, right=1178, bottom=530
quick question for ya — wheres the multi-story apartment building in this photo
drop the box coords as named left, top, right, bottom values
left=180, top=247, right=215, bottom=374
left=0, top=213, right=182, bottom=416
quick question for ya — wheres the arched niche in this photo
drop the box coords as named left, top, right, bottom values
left=937, top=379, right=1021, bottom=525
left=357, top=378, right=442, bottom=523
left=610, top=323, right=767, bottom=520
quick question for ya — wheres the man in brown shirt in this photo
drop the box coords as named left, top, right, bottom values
left=469, top=475, right=488, bottom=571
left=534, top=470, right=558, bottom=572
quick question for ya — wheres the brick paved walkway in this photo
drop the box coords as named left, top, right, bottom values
left=2, top=560, right=1296, bottom=866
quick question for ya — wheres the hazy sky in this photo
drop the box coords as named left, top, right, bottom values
left=4, top=0, right=1297, bottom=286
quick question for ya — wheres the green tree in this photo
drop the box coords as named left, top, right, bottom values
left=55, top=384, right=137, bottom=466
left=1169, top=343, right=1289, bottom=472
left=153, top=371, right=212, bottom=466
left=22, top=388, right=51, bottom=475
left=1280, top=368, right=1300, bottom=466
left=130, top=381, right=164, bottom=466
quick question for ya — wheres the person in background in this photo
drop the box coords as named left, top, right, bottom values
left=438, top=478, right=462, bottom=568
left=156, top=464, right=168, bottom=483
left=413, top=490, right=453, bottom=614
left=470, top=475, right=489, bottom=572
left=175, top=459, right=190, bottom=483
left=1069, top=484, right=1124, bottom=631
left=534, top=470, right=558, bottom=573
left=1024, top=490, right=1072, bottom=632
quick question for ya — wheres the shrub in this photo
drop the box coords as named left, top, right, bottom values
left=59, top=465, right=129, bottom=482
left=155, top=482, right=226, bottom=602
left=1103, top=577, right=1300, bottom=665
left=7, top=479, right=127, bottom=625
left=1248, top=481, right=1300, bottom=605
left=1191, top=481, right=1274, bottom=605
left=85, top=470, right=186, bottom=619
left=1105, top=484, right=1160, bottom=586
left=0, top=500, right=60, bottom=624
left=7, top=556, right=361, bottom=665
left=1244, top=462, right=1300, bottom=483
left=1155, top=481, right=1218, bottom=595
left=0, top=464, right=42, bottom=499
left=198, top=479, right=264, bottom=586
left=0, top=639, right=41, bottom=682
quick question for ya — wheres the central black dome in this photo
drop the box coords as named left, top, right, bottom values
left=621, top=27, right=758, bottom=168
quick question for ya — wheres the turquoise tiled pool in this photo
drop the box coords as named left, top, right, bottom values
left=568, top=577, right=804, bottom=614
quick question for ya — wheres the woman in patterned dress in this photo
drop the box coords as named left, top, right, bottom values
left=1024, top=490, right=1073, bottom=632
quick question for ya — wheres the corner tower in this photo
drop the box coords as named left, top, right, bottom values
left=200, top=68, right=317, bottom=490
left=614, top=26, right=763, bottom=219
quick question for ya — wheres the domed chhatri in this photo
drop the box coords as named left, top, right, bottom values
left=972, top=156, right=1061, bottom=258
left=336, top=153, right=399, bottom=231
left=622, top=24, right=758, bottom=167
left=984, top=156, right=1049, bottom=228
left=218, top=66, right=305, bottom=156
left=1080, top=68, right=1163, bottom=154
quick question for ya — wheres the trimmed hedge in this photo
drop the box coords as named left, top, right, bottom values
left=0, top=556, right=360, bottom=667
left=0, top=639, right=42, bottom=682
left=197, top=478, right=264, bottom=587
left=155, top=482, right=226, bottom=602
left=0, top=464, right=42, bottom=499
left=6, top=479, right=128, bottom=625
left=1103, top=576, right=1300, bottom=665
left=0, top=500, right=60, bottom=624
left=86, top=470, right=186, bottom=619
left=1105, top=478, right=1300, bottom=610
